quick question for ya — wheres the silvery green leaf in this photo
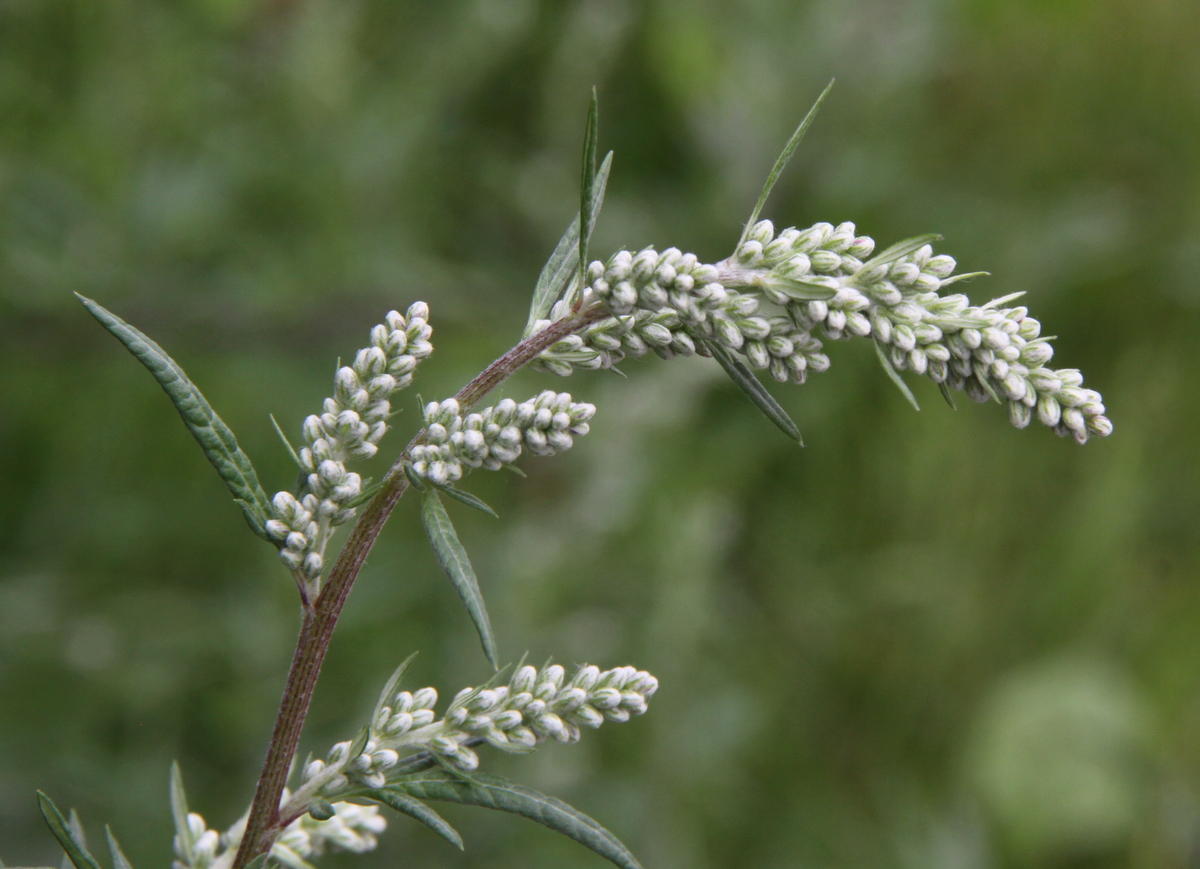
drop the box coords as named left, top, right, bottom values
left=77, top=295, right=273, bottom=540
left=873, top=340, right=921, bottom=412
left=363, top=788, right=464, bottom=850
left=373, top=652, right=419, bottom=722
left=739, top=79, right=834, bottom=247
left=104, top=829, right=133, bottom=869
left=983, top=291, right=1027, bottom=308
left=421, top=489, right=499, bottom=669
left=856, top=233, right=943, bottom=273
left=707, top=342, right=803, bottom=444
left=36, top=794, right=101, bottom=869
left=579, top=87, right=600, bottom=291
left=395, top=771, right=643, bottom=869
left=270, top=414, right=304, bottom=470
left=346, top=725, right=371, bottom=768
left=430, top=482, right=498, bottom=518
left=169, top=763, right=194, bottom=864
left=242, top=855, right=269, bottom=869
left=522, top=152, right=613, bottom=338
left=938, top=270, right=989, bottom=286
left=344, top=480, right=382, bottom=509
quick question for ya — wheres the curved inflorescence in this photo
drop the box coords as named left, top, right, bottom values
left=265, top=303, right=434, bottom=594
left=533, top=220, right=1110, bottom=443
left=296, top=663, right=658, bottom=799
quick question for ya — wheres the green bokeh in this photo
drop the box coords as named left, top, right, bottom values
left=2, top=1, right=1199, bottom=867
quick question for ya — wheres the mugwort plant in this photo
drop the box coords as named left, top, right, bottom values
left=27, top=84, right=1109, bottom=869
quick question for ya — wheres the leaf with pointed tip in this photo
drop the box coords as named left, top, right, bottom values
left=873, top=340, right=921, bottom=412
left=344, top=479, right=382, bottom=509
left=421, top=490, right=498, bottom=669
left=242, top=855, right=269, bottom=869
left=938, top=271, right=989, bottom=286
left=363, top=789, right=464, bottom=849
left=104, top=829, right=133, bottom=869
left=169, top=763, right=194, bottom=864
left=36, top=794, right=101, bottom=869
left=395, top=771, right=643, bottom=869
left=373, top=652, right=419, bottom=722
left=270, top=414, right=304, bottom=470
left=77, top=296, right=273, bottom=540
left=579, top=88, right=600, bottom=293
left=739, top=79, right=835, bottom=247
left=346, top=725, right=371, bottom=767
left=707, top=342, right=803, bottom=444
left=856, top=234, right=943, bottom=274
left=762, top=276, right=840, bottom=301
left=430, top=482, right=498, bottom=518
left=522, top=152, right=614, bottom=337
left=938, top=381, right=958, bottom=410
left=983, top=291, right=1027, bottom=309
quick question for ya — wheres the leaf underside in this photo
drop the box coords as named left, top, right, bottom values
left=362, top=788, right=464, bottom=849
left=420, top=489, right=499, bottom=668
left=707, top=342, right=804, bottom=444
left=394, top=770, right=643, bottom=869
left=77, top=295, right=274, bottom=539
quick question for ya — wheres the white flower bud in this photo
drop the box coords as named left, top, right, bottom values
left=1037, top=394, right=1062, bottom=427
left=747, top=219, right=774, bottom=245
left=412, top=687, right=438, bottom=709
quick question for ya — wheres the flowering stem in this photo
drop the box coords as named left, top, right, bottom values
left=232, top=305, right=609, bottom=867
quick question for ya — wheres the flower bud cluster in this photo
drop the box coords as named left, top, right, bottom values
left=265, top=303, right=433, bottom=589
left=407, top=392, right=596, bottom=485
left=727, top=220, right=1110, bottom=441
left=304, top=663, right=657, bottom=795
left=171, top=800, right=387, bottom=869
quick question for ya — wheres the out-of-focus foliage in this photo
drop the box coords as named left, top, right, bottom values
left=2, top=0, right=1199, bottom=866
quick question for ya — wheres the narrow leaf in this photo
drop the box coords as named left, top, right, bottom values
left=938, top=381, right=958, bottom=410
left=983, top=291, right=1027, bottom=309
left=344, top=479, right=382, bottom=509
left=169, top=763, right=194, bottom=864
left=421, top=490, right=498, bottom=669
left=105, top=828, right=133, bottom=869
left=522, top=152, right=613, bottom=337
left=346, top=725, right=371, bottom=768
left=36, top=794, right=101, bottom=869
left=938, top=270, right=989, bottom=286
left=77, top=296, right=273, bottom=539
left=707, top=342, right=803, bottom=444
left=873, top=340, right=921, bottom=412
left=579, top=87, right=600, bottom=293
left=396, top=771, right=643, bottom=869
left=856, top=233, right=943, bottom=274
left=364, top=789, right=464, bottom=850
left=270, top=414, right=304, bottom=470
left=374, top=652, right=419, bottom=722
left=739, top=79, right=835, bottom=247
left=761, top=275, right=840, bottom=301
left=431, top=482, right=498, bottom=518
left=242, top=855, right=269, bottom=869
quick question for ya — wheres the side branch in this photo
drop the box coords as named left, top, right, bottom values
left=232, top=304, right=609, bottom=866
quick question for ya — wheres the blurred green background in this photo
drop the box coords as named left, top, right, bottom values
left=2, top=0, right=1199, bottom=866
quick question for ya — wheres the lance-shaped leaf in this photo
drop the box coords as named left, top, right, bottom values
left=169, top=763, right=195, bottom=866
left=361, top=788, right=464, bottom=850
left=522, top=152, right=614, bottom=337
left=77, top=295, right=273, bottom=539
left=707, top=342, right=803, bottom=444
left=579, top=87, right=600, bottom=291
left=854, top=233, right=943, bottom=275
left=395, top=771, right=643, bottom=869
left=36, top=794, right=102, bottom=869
left=874, top=340, right=921, bottom=412
left=739, top=79, right=835, bottom=247
left=421, top=489, right=499, bottom=669
left=430, top=481, right=498, bottom=518
left=373, top=652, right=419, bottom=723
left=105, top=828, right=133, bottom=869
